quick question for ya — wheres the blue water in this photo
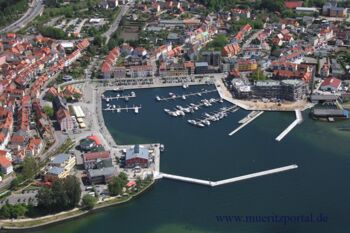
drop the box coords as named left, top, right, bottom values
left=29, top=85, right=350, bottom=233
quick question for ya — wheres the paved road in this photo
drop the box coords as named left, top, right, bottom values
left=103, top=2, right=132, bottom=43
left=0, top=0, right=44, bottom=33
left=242, top=29, right=264, bottom=49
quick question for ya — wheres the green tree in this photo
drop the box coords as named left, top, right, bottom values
left=63, top=176, right=82, bottom=208
left=52, top=180, right=69, bottom=211
left=10, top=177, right=20, bottom=190
left=0, top=204, right=28, bottom=219
left=43, top=106, right=54, bottom=118
left=22, top=157, right=39, bottom=181
left=108, top=177, right=123, bottom=196
left=38, top=26, right=66, bottom=39
left=37, top=187, right=55, bottom=212
left=118, top=172, right=128, bottom=187
left=250, top=68, right=267, bottom=81
left=82, top=194, right=97, bottom=210
left=260, top=0, right=285, bottom=12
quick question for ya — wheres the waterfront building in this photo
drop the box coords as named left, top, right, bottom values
left=79, top=135, right=103, bottom=152
left=125, top=145, right=150, bottom=168
left=87, top=167, right=118, bottom=184
left=201, top=51, right=221, bottom=67
left=231, top=78, right=307, bottom=101
left=83, top=151, right=111, bottom=170
left=311, top=108, right=349, bottom=121
left=195, top=62, right=209, bottom=74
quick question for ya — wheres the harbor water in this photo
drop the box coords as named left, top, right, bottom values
left=29, top=85, right=350, bottom=233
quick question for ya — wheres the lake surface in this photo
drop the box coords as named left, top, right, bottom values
left=30, top=85, right=350, bottom=233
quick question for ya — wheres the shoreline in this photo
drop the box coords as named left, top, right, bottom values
left=0, top=180, right=155, bottom=231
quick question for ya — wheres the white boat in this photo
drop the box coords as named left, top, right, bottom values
left=202, top=120, right=211, bottom=126
left=113, top=105, right=116, bottom=109
left=197, top=122, right=205, bottom=127
left=182, top=95, right=186, bottom=100
left=169, top=92, right=174, bottom=96
left=106, top=98, right=110, bottom=102
left=156, top=96, right=161, bottom=101
left=117, top=108, right=121, bottom=113
left=183, top=108, right=191, bottom=113
left=188, top=120, right=197, bottom=125
left=131, top=91, right=136, bottom=96
left=176, top=110, right=185, bottom=116
left=160, top=144, right=165, bottom=152
left=219, top=99, right=224, bottom=103
left=168, top=111, right=178, bottom=117
left=204, top=113, right=211, bottom=117
left=164, top=109, right=170, bottom=113
left=176, top=105, right=183, bottom=110
left=197, top=93, right=202, bottom=96
left=183, top=84, right=189, bottom=89
left=134, top=107, right=139, bottom=114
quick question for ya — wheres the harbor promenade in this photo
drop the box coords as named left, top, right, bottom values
left=156, top=165, right=298, bottom=187
left=214, top=79, right=313, bottom=112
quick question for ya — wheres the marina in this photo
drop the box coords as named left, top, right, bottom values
left=163, top=98, right=225, bottom=118
left=103, top=104, right=142, bottom=114
left=102, top=91, right=136, bottom=102
left=187, top=105, right=239, bottom=128
left=155, top=88, right=217, bottom=101
left=228, top=111, right=264, bottom=136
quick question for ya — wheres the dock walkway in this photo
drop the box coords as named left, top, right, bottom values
left=157, top=165, right=298, bottom=187
left=228, top=111, right=264, bottom=136
left=275, top=110, right=303, bottom=142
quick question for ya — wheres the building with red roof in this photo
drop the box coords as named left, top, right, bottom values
left=320, top=77, right=342, bottom=92
left=83, top=151, right=111, bottom=169
left=284, top=1, right=303, bottom=9
left=0, top=156, right=13, bottom=174
left=56, top=107, right=74, bottom=131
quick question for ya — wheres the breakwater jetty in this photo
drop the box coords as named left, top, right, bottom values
left=156, top=165, right=298, bottom=187
left=275, top=110, right=303, bottom=141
